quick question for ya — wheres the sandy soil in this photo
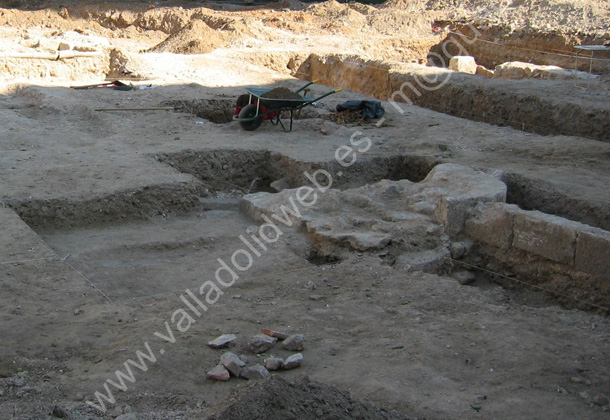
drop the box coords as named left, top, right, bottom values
left=0, top=1, right=609, bottom=419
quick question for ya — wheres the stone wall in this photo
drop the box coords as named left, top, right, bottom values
left=465, top=202, right=610, bottom=311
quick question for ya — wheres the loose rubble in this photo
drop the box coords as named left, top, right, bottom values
left=207, top=365, right=231, bottom=382
left=451, top=270, right=476, bottom=285
left=208, top=329, right=306, bottom=382
left=208, top=334, right=237, bottom=349
left=249, top=334, right=278, bottom=354
left=265, top=356, right=284, bottom=371
left=282, top=334, right=305, bottom=351
left=283, top=353, right=304, bottom=370
left=220, top=352, right=246, bottom=377
left=240, top=365, right=272, bottom=380
left=260, top=328, right=290, bottom=340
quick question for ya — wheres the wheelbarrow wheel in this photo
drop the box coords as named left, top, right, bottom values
left=238, top=104, right=263, bottom=131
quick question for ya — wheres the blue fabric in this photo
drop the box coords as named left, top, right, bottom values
left=336, top=100, right=385, bottom=119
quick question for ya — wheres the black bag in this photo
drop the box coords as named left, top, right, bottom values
left=336, top=100, right=385, bottom=119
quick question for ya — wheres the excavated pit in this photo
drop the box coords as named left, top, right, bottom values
left=4, top=149, right=438, bottom=231
left=503, top=172, right=610, bottom=231
left=156, top=149, right=438, bottom=193
left=9, top=147, right=605, bottom=313
left=163, top=98, right=236, bottom=124
left=23, top=151, right=442, bottom=302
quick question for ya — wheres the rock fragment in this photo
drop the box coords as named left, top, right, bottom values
left=449, top=56, right=477, bottom=74
left=208, top=334, right=237, bottom=349
left=451, top=270, right=476, bottom=285
left=475, top=65, right=494, bottom=78
left=282, top=334, right=305, bottom=351
left=219, top=352, right=246, bottom=377
left=249, top=334, right=277, bottom=353
left=265, top=356, right=284, bottom=371
left=240, top=364, right=271, bottom=380
left=449, top=242, right=467, bottom=259
left=260, top=328, right=289, bottom=340
left=283, top=353, right=303, bottom=370
left=207, top=365, right=230, bottom=381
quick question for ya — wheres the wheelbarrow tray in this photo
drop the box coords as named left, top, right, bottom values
left=244, top=87, right=312, bottom=110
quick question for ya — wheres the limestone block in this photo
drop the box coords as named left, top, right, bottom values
left=475, top=65, right=494, bottom=78
left=575, top=227, right=610, bottom=279
left=512, top=210, right=582, bottom=265
left=464, top=203, right=519, bottom=250
left=449, top=56, right=477, bottom=74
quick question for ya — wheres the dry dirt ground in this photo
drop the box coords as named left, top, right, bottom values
left=0, top=1, right=609, bottom=419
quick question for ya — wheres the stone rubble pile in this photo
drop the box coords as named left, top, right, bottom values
left=206, top=329, right=305, bottom=382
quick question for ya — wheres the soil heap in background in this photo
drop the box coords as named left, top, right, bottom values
left=262, top=87, right=303, bottom=100
left=423, top=0, right=610, bottom=34
left=206, top=376, right=413, bottom=420
left=148, top=19, right=231, bottom=54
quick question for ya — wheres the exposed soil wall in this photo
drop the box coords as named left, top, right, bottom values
left=503, top=172, right=610, bottom=231
left=6, top=181, right=205, bottom=229
left=157, top=149, right=438, bottom=193
left=430, top=25, right=610, bottom=74
left=295, top=53, right=610, bottom=141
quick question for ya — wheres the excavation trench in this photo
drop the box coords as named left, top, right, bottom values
left=21, top=150, right=442, bottom=301
left=502, top=172, right=610, bottom=231
left=162, top=98, right=236, bottom=124
left=156, top=149, right=438, bottom=193
left=289, top=52, right=610, bottom=141
left=430, top=24, right=610, bottom=75
left=6, top=150, right=438, bottom=230
left=8, top=148, right=607, bottom=312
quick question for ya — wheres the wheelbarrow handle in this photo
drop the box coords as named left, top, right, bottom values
left=295, top=79, right=319, bottom=93
left=308, top=88, right=343, bottom=104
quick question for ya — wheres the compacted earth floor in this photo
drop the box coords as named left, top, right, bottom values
left=0, top=1, right=609, bottom=419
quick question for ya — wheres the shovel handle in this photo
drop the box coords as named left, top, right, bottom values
left=94, top=106, right=182, bottom=112
left=295, top=79, right=319, bottom=93
left=308, top=88, right=343, bottom=104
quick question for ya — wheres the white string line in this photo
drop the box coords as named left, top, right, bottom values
left=62, top=259, right=113, bottom=303
left=127, top=261, right=316, bottom=301
left=446, top=30, right=610, bottom=62
left=0, top=256, right=58, bottom=265
left=452, top=258, right=610, bottom=313
left=0, top=252, right=112, bottom=302
left=4, top=248, right=606, bottom=313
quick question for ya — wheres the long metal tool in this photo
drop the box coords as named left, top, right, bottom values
left=94, top=105, right=183, bottom=112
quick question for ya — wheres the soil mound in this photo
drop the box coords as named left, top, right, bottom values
left=262, top=87, right=302, bottom=99
left=265, top=0, right=309, bottom=10
left=306, top=0, right=368, bottom=29
left=367, top=9, right=430, bottom=35
left=148, top=19, right=231, bottom=54
left=207, top=376, right=413, bottom=420
left=381, top=0, right=425, bottom=9
left=423, top=0, right=610, bottom=34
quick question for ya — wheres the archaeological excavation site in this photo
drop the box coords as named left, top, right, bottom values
left=0, top=0, right=609, bottom=418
